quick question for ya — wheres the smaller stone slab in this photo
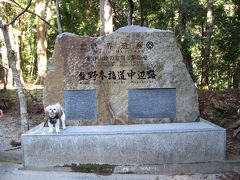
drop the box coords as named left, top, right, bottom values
left=128, top=88, right=176, bottom=118
left=64, top=90, right=97, bottom=120
left=22, top=120, right=225, bottom=168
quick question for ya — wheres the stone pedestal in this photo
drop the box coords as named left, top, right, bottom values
left=22, top=120, right=225, bottom=169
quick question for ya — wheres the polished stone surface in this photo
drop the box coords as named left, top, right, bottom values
left=64, top=90, right=96, bottom=120
left=22, top=120, right=226, bottom=168
left=128, top=88, right=176, bottom=118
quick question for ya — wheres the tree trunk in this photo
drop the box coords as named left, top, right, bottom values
left=178, top=1, right=194, bottom=81
left=139, top=0, right=144, bottom=26
left=201, top=0, right=213, bottom=89
left=99, top=0, right=113, bottom=36
left=233, top=64, right=240, bottom=89
left=0, top=20, right=29, bottom=132
left=12, top=28, right=25, bottom=85
left=34, top=0, right=47, bottom=84
left=182, top=40, right=194, bottom=81
left=127, top=0, right=134, bottom=25
left=55, top=0, right=62, bottom=33
left=1, top=42, right=13, bottom=89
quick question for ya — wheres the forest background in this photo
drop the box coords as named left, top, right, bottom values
left=0, top=0, right=239, bottom=90
left=0, top=0, right=239, bottom=132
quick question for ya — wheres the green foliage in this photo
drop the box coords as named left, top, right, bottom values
left=65, top=163, right=115, bottom=174
left=121, top=0, right=239, bottom=90
left=60, top=0, right=99, bottom=36
left=0, top=0, right=239, bottom=89
left=0, top=1, right=36, bottom=83
left=19, top=14, right=37, bottom=83
left=209, top=0, right=240, bottom=89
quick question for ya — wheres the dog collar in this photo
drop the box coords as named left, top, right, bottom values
left=49, top=115, right=60, bottom=124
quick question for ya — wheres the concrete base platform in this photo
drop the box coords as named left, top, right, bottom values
left=22, top=119, right=226, bottom=169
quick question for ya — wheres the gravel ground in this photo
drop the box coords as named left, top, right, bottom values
left=0, top=113, right=21, bottom=151
left=0, top=87, right=240, bottom=179
left=0, top=112, right=44, bottom=151
left=0, top=113, right=240, bottom=179
left=0, top=162, right=237, bottom=180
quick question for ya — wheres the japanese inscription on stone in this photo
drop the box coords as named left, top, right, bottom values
left=45, top=26, right=200, bottom=124
left=73, top=40, right=157, bottom=85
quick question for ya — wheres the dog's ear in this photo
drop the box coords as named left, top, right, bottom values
left=45, top=105, right=50, bottom=113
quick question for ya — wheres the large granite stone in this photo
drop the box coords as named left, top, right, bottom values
left=43, top=26, right=199, bottom=124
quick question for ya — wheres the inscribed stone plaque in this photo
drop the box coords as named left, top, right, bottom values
left=64, top=90, right=96, bottom=120
left=43, top=26, right=200, bottom=125
left=128, top=88, right=176, bottom=118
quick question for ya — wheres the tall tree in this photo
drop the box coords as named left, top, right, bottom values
left=201, top=0, right=213, bottom=89
left=0, top=0, right=58, bottom=131
left=34, top=0, right=47, bottom=84
left=178, top=1, right=194, bottom=81
left=0, top=18, right=29, bottom=132
left=99, top=0, right=113, bottom=36
left=127, top=0, right=134, bottom=25
left=232, top=0, right=240, bottom=88
left=55, top=0, right=62, bottom=33
left=1, top=43, right=13, bottom=89
left=139, top=0, right=144, bottom=26
left=12, top=27, right=25, bottom=84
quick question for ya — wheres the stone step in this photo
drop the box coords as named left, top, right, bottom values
left=22, top=119, right=226, bottom=169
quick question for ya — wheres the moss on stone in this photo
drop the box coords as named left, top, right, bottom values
left=65, top=163, right=115, bottom=175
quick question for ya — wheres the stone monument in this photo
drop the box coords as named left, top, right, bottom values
left=22, top=26, right=226, bottom=171
left=43, top=26, right=199, bottom=125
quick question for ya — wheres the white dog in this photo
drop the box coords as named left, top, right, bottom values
left=45, top=103, right=66, bottom=133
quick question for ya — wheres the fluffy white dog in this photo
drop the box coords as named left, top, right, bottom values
left=45, top=103, right=66, bottom=133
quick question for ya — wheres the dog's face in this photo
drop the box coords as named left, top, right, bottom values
left=45, top=104, right=62, bottom=118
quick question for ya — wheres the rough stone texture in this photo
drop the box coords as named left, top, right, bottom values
left=43, top=26, right=199, bottom=124
left=42, top=33, right=68, bottom=108
left=22, top=120, right=225, bottom=168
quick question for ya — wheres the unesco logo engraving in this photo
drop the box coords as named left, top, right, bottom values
left=146, top=41, right=154, bottom=49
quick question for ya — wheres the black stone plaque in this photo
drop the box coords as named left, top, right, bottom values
left=128, top=88, right=176, bottom=118
left=64, top=90, right=96, bottom=120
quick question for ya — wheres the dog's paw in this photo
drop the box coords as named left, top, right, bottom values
left=49, top=128, right=53, bottom=133
left=56, top=128, right=60, bottom=133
